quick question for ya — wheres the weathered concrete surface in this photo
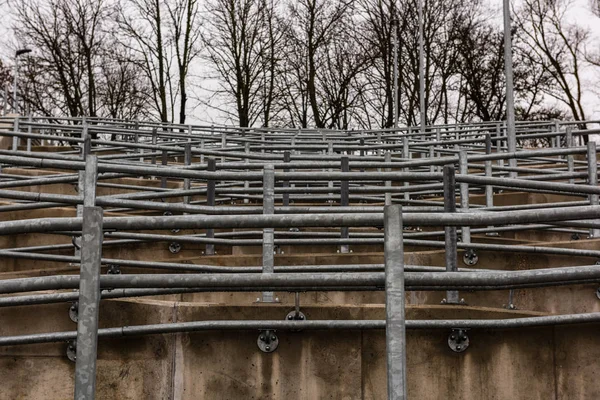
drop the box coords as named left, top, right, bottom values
left=0, top=301, right=596, bottom=399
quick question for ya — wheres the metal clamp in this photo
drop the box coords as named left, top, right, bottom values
left=107, top=264, right=121, bottom=275
left=448, top=329, right=470, bottom=353
left=463, top=249, right=478, bottom=266
left=69, top=301, right=78, bottom=323
left=286, top=292, right=306, bottom=323
left=257, top=330, right=279, bottom=353
left=66, top=340, right=77, bottom=362
left=169, top=242, right=182, bottom=254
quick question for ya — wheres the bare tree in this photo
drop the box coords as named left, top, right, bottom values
left=118, top=0, right=174, bottom=123
left=516, top=0, right=588, bottom=136
left=166, top=0, right=202, bottom=124
left=285, top=0, right=355, bottom=128
left=14, top=0, right=108, bottom=118
left=202, top=0, right=272, bottom=127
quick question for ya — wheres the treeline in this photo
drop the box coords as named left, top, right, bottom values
left=1, top=0, right=596, bottom=128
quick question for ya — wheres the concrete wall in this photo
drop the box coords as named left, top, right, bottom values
left=0, top=301, right=598, bottom=399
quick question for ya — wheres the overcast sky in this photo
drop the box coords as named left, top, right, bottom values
left=1, top=0, right=600, bottom=125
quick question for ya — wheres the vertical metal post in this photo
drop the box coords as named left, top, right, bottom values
left=485, top=135, right=498, bottom=236
left=75, top=124, right=90, bottom=259
left=566, top=127, right=574, bottom=184
left=151, top=128, right=157, bottom=166
left=340, top=157, right=350, bottom=254
left=435, top=129, right=441, bottom=173
left=587, top=142, right=600, bottom=238
left=459, top=150, right=470, bottom=245
left=503, top=0, right=517, bottom=177
left=262, top=164, right=275, bottom=302
left=402, top=137, right=409, bottom=201
left=328, top=142, right=334, bottom=201
left=205, top=158, right=216, bottom=255
left=553, top=120, right=560, bottom=149
left=200, top=139, right=205, bottom=164
left=160, top=150, right=168, bottom=189
left=244, top=142, right=251, bottom=204
left=418, top=0, right=426, bottom=135
left=74, top=206, right=103, bottom=400
left=443, top=165, right=459, bottom=303
left=26, top=114, right=32, bottom=153
left=221, top=132, right=226, bottom=163
left=84, top=156, right=98, bottom=207
left=384, top=205, right=407, bottom=400
left=496, top=123, right=504, bottom=168
left=429, top=146, right=435, bottom=173
left=385, top=152, right=392, bottom=205
left=12, top=116, right=19, bottom=151
left=184, top=143, right=192, bottom=204
left=283, top=151, right=291, bottom=207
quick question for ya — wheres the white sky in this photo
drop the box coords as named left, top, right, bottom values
left=1, top=0, right=600, bottom=125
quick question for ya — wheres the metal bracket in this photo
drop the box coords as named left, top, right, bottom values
left=107, top=264, right=121, bottom=275
left=66, top=340, right=77, bottom=362
left=257, top=330, right=279, bottom=353
left=169, top=242, right=181, bottom=254
left=463, top=249, right=478, bottom=266
left=285, top=293, right=306, bottom=324
left=448, top=329, right=470, bottom=353
left=69, top=301, right=78, bottom=323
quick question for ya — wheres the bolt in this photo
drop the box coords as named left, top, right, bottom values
left=256, top=298, right=260, bottom=302
left=275, top=297, right=279, bottom=302
left=265, top=346, right=271, bottom=351
left=287, top=315, right=293, bottom=320
left=441, top=299, right=447, bottom=304
left=299, top=315, right=304, bottom=320
left=271, top=336, right=276, bottom=341
left=456, top=345, right=462, bottom=351
left=450, top=335, right=456, bottom=340
left=259, top=335, right=265, bottom=341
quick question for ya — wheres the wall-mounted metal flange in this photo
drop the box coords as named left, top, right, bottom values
left=106, top=264, right=121, bottom=275
left=285, top=293, right=305, bottom=327
left=69, top=302, right=78, bottom=323
left=66, top=340, right=77, bottom=362
left=169, top=242, right=181, bottom=254
left=448, top=329, right=469, bottom=353
left=257, top=330, right=279, bottom=353
left=286, top=311, right=306, bottom=321
left=463, top=249, right=478, bottom=266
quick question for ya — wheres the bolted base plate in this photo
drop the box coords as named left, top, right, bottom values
left=257, top=330, right=279, bottom=353
left=448, top=329, right=470, bottom=353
